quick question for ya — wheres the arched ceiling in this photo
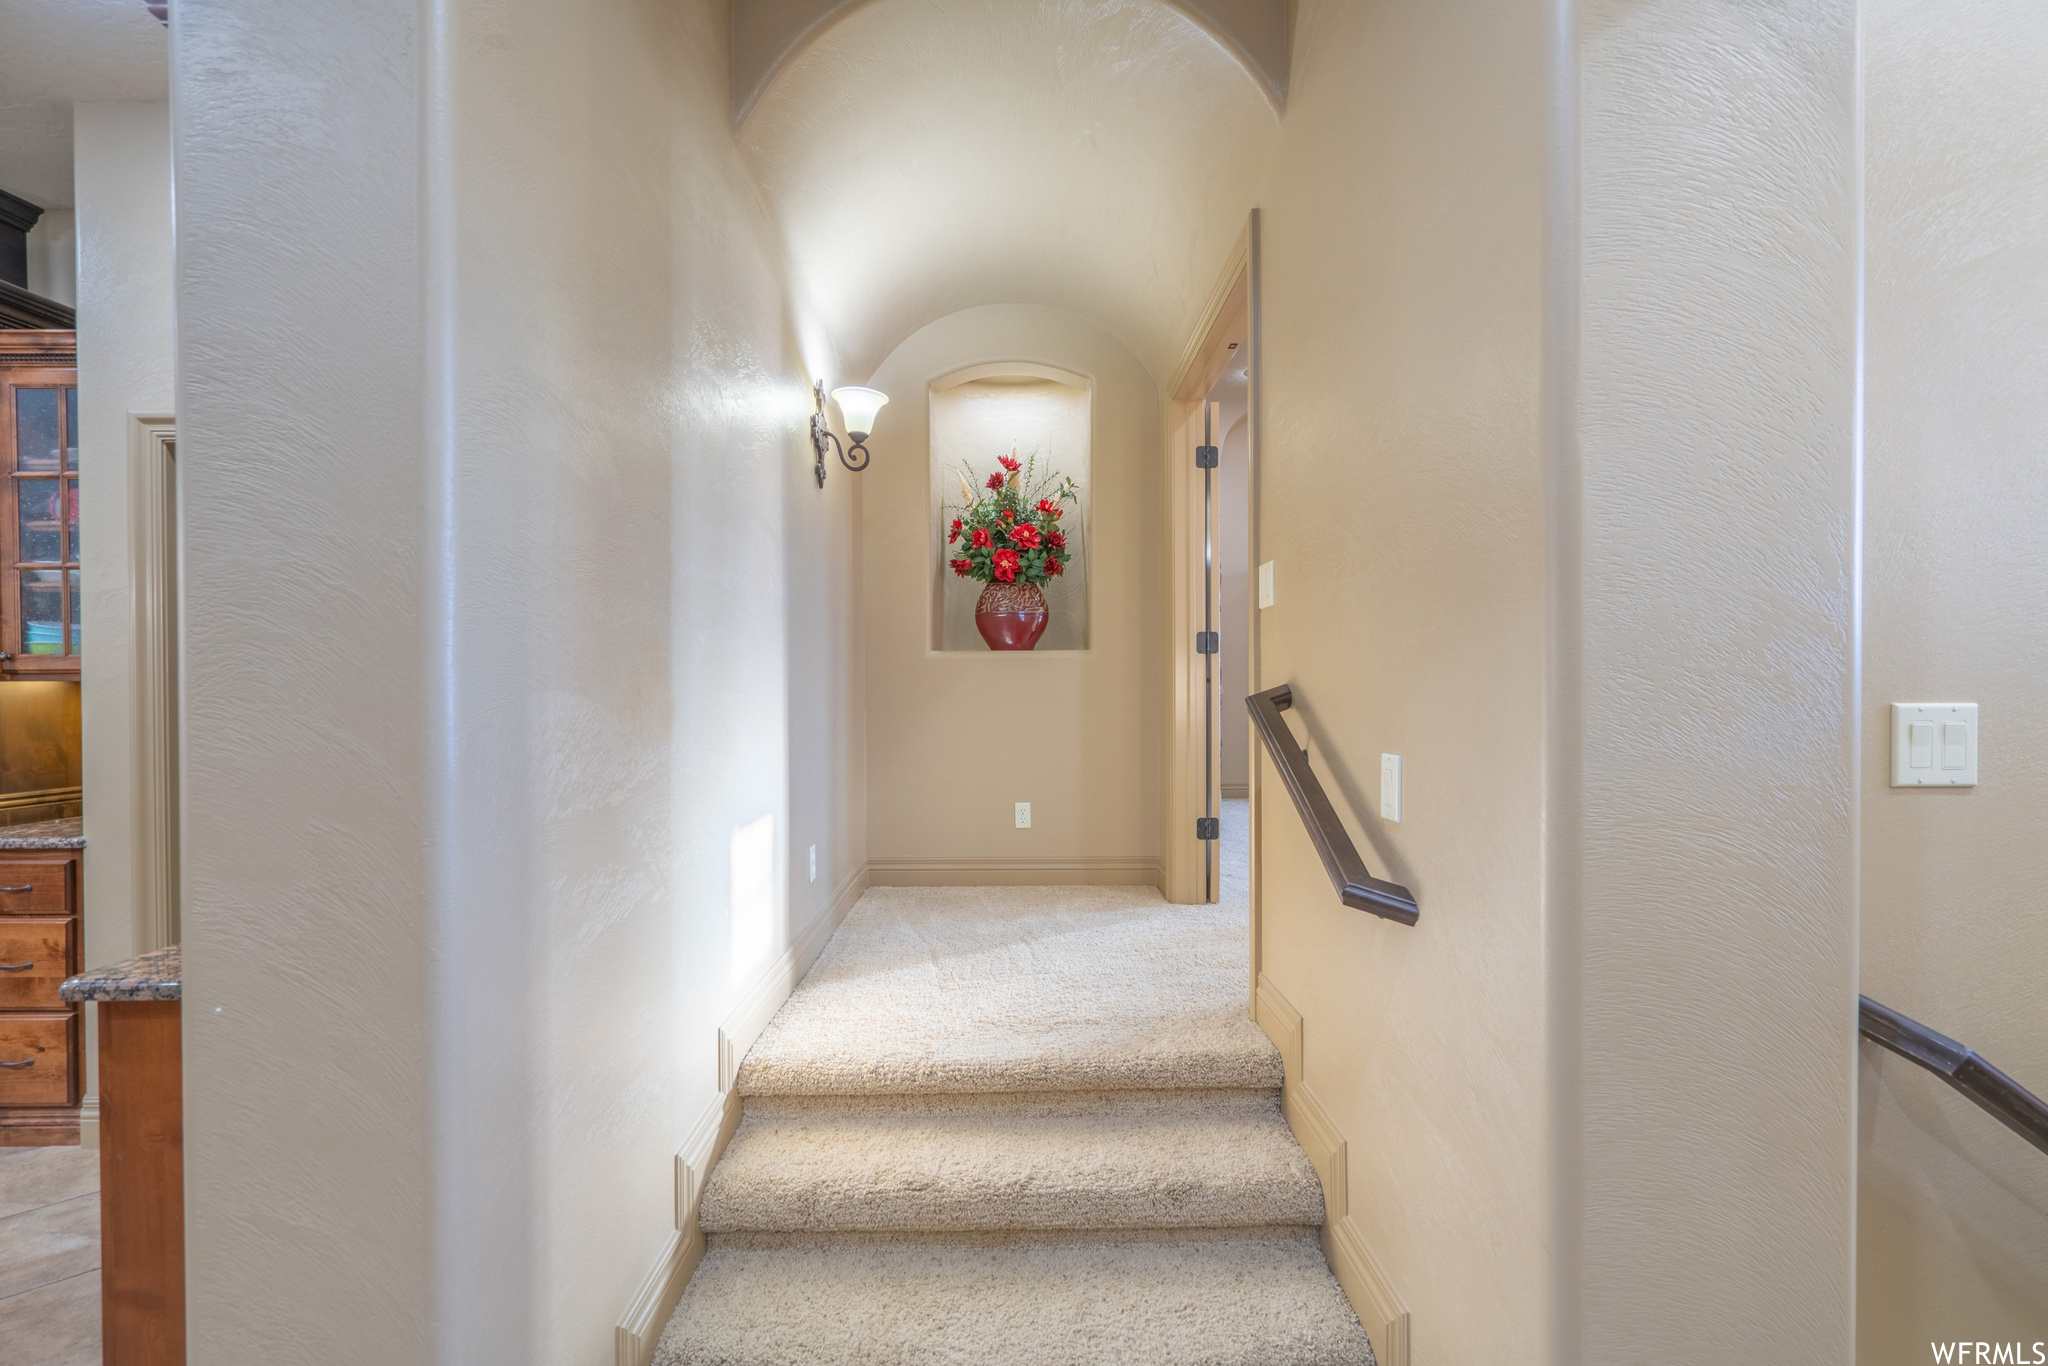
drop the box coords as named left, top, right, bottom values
left=731, top=0, right=1290, bottom=127
left=739, top=0, right=1281, bottom=387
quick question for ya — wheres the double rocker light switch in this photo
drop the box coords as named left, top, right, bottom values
left=1891, top=703, right=1977, bottom=788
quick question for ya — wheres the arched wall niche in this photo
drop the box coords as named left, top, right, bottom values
left=730, top=0, right=1290, bottom=128
left=928, top=360, right=1095, bottom=652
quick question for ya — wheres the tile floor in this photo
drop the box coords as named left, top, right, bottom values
left=0, top=1145, right=100, bottom=1366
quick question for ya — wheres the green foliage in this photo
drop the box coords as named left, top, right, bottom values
left=941, top=447, right=1079, bottom=588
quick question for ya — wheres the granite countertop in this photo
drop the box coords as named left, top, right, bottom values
left=0, top=817, right=84, bottom=850
left=61, top=945, right=180, bottom=1003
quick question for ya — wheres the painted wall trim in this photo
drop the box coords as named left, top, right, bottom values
left=78, top=1092, right=98, bottom=1149
left=717, top=859, right=867, bottom=1093
left=127, top=413, right=177, bottom=952
left=867, top=855, right=1163, bottom=888
left=615, top=1070, right=747, bottom=1366
left=1255, top=973, right=1412, bottom=1366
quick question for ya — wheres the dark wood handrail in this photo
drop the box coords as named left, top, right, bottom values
left=1246, top=685, right=1419, bottom=925
left=1860, top=996, right=2048, bottom=1156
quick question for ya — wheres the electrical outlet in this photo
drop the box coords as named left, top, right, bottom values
left=1258, top=560, right=1275, bottom=609
left=808, top=845, right=817, bottom=882
left=1015, top=802, right=1031, bottom=829
left=1380, top=754, right=1402, bottom=822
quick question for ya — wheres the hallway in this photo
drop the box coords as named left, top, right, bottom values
left=662, top=879, right=1367, bottom=1364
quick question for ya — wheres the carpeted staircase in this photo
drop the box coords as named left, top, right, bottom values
left=654, top=884, right=1376, bottom=1366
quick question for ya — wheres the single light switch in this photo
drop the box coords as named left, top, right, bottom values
left=1892, top=703, right=1977, bottom=787
left=1942, top=723, right=1967, bottom=770
left=1380, top=754, right=1402, bottom=823
left=1258, top=561, right=1275, bottom=610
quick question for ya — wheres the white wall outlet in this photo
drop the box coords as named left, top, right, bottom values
left=1892, top=703, right=1977, bottom=787
left=1380, top=754, right=1402, bottom=822
left=808, top=844, right=817, bottom=882
left=1015, top=802, right=1031, bottom=828
left=1258, top=560, right=1275, bottom=609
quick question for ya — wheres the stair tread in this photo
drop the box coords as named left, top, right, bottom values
left=656, top=1228, right=1376, bottom=1366
left=700, top=1090, right=1324, bottom=1234
left=737, top=886, right=1282, bottom=1097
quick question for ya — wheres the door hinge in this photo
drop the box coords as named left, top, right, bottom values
left=1196, top=631, right=1219, bottom=654
left=1195, top=445, right=1219, bottom=468
left=1195, top=817, right=1220, bottom=841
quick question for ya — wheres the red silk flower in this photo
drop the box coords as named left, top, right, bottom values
left=1045, top=557, right=1064, bottom=576
left=1009, top=524, right=1041, bottom=549
left=1036, top=499, right=1060, bottom=516
left=971, top=527, right=992, bottom=549
left=986, top=473, right=1005, bottom=490
left=1047, top=530, right=1066, bottom=550
left=949, top=517, right=963, bottom=543
left=998, top=455, right=1022, bottom=473
left=991, top=548, right=1020, bottom=583
left=950, top=558, right=972, bottom=577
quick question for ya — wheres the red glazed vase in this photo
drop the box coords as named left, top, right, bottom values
left=975, top=581, right=1048, bottom=651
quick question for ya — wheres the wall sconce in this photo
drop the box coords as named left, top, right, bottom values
left=811, top=382, right=888, bottom=488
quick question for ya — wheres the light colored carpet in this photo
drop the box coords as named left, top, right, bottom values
left=736, top=884, right=1278, bottom=1096
left=664, top=885, right=1374, bottom=1366
left=656, top=1228, right=1369, bottom=1366
left=700, top=1089, right=1324, bottom=1233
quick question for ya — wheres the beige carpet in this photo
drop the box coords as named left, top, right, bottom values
left=657, top=884, right=1374, bottom=1366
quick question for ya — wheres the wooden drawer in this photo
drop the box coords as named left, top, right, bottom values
left=0, top=857, right=74, bottom=915
left=0, top=1013, right=75, bottom=1106
left=0, top=920, right=71, bottom=1008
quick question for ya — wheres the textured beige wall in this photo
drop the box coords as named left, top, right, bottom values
left=864, top=304, right=1162, bottom=879
left=1252, top=1, right=1551, bottom=1360
left=176, top=0, right=859, bottom=1359
left=73, top=100, right=173, bottom=1110
left=1858, top=0, right=2048, bottom=1356
left=1572, top=1, right=1859, bottom=1361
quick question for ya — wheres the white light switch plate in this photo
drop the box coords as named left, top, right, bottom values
left=1015, top=802, right=1031, bottom=828
left=1380, top=754, right=1402, bottom=822
left=1258, top=561, right=1275, bottom=610
left=1892, top=703, right=1976, bottom=787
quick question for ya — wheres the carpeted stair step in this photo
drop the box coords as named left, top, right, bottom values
left=655, top=1228, right=1376, bottom=1366
left=699, top=1089, right=1325, bottom=1234
left=736, top=885, right=1282, bottom=1097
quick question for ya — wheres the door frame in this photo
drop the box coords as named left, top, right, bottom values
left=1161, top=213, right=1260, bottom=955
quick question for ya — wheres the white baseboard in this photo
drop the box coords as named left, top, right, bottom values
left=717, top=862, right=867, bottom=1092
left=614, top=1228, right=695, bottom=1366
left=867, top=855, right=1164, bottom=887
left=615, top=1085, right=747, bottom=1366
left=1254, top=974, right=1411, bottom=1366
left=1221, top=783, right=1250, bottom=800
left=78, top=1094, right=98, bottom=1150
left=617, top=866, right=865, bottom=1366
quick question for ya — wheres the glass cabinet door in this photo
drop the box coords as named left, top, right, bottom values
left=3, top=370, right=81, bottom=675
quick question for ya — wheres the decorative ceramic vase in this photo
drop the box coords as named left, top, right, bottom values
left=975, top=581, right=1049, bottom=651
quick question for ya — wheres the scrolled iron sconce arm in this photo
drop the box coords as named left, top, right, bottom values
left=810, top=381, right=887, bottom=488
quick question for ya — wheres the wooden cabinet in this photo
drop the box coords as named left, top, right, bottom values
left=0, top=846, right=82, bottom=1142
left=0, top=331, right=80, bottom=680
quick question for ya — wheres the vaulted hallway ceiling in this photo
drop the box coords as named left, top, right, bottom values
left=735, top=0, right=1283, bottom=384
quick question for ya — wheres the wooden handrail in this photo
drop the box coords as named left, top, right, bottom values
left=1860, top=995, right=2048, bottom=1156
left=1246, top=685, right=1419, bottom=925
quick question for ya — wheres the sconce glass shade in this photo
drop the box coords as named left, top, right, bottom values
left=831, top=386, right=889, bottom=441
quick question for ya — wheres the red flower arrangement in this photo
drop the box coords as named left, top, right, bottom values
left=942, top=444, right=1080, bottom=588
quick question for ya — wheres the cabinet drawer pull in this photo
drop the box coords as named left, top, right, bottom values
left=0, top=1058, right=32, bottom=1068
left=0, top=885, right=32, bottom=894
left=0, top=961, right=30, bottom=971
